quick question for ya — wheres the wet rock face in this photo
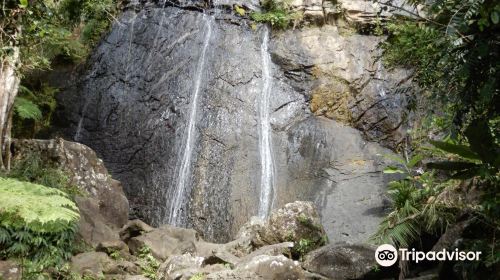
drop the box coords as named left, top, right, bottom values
left=56, top=2, right=403, bottom=243
left=271, top=25, right=415, bottom=149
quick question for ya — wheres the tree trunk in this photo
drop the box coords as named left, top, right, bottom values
left=0, top=47, right=20, bottom=170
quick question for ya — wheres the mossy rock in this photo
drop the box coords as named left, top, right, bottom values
left=310, top=84, right=352, bottom=123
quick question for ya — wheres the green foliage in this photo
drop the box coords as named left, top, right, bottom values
left=373, top=5, right=500, bottom=275
left=234, top=5, right=246, bottom=17
left=1, top=0, right=118, bottom=70
left=137, top=246, right=160, bottom=280
left=13, top=84, right=59, bottom=138
left=379, top=0, right=499, bottom=134
left=372, top=155, right=456, bottom=248
left=109, top=249, right=123, bottom=261
left=60, top=0, right=117, bottom=46
left=0, top=151, right=84, bottom=276
left=0, top=178, right=78, bottom=231
left=13, top=97, right=43, bottom=122
left=5, top=150, right=83, bottom=198
left=0, top=177, right=79, bottom=274
left=294, top=238, right=314, bottom=259
left=250, top=0, right=302, bottom=29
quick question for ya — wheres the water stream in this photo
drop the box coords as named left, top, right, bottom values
left=257, top=26, right=276, bottom=219
left=375, top=59, right=386, bottom=98
left=74, top=99, right=90, bottom=142
left=168, top=14, right=213, bottom=226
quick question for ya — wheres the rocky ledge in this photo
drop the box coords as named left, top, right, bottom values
left=69, top=201, right=381, bottom=280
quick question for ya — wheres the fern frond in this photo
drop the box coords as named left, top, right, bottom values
left=14, top=97, right=42, bottom=121
left=0, top=177, right=79, bottom=233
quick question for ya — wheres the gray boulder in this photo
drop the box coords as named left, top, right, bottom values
left=302, top=243, right=377, bottom=279
left=242, top=201, right=327, bottom=257
left=236, top=255, right=305, bottom=280
left=120, top=219, right=155, bottom=243
left=203, top=255, right=307, bottom=280
left=158, top=254, right=205, bottom=280
left=70, top=252, right=114, bottom=277
left=127, top=225, right=199, bottom=261
left=97, top=240, right=132, bottom=260
left=76, top=196, right=121, bottom=246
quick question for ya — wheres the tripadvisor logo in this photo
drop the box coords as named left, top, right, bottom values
left=375, top=244, right=482, bottom=267
left=375, top=244, right=398, bottom=267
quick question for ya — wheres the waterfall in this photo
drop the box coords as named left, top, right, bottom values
left=74, top=99, right=90, bottom=141
left=258, top=26, right=276, bottom=219
left=375, top=60, right=386, bottom=97
left=168, top=15, right=213, bottom=226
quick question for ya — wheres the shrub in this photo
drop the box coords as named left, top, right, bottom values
left=0, top=178, right=79, bottom=272
left=13, top=84, right=59, bottom=139
left=5, top=150, right=83, bottom=198
left=137, top=246, right=160, bottom=279
left=250, top=0, right=302, bottom=29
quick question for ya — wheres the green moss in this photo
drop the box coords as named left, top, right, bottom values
left=190, top=273, right=205, bottom=280
left=297, top=214, right=323, bottom=232
left=234, top=5, right=246, bottom=16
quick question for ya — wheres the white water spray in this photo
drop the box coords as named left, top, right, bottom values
left=168, top=15, right=213, bottom=226
left=258, top=26, right=276, bottom=219
left=375, top=60, right=386, bottom=97
left=74, top=99, right=90, bottom=142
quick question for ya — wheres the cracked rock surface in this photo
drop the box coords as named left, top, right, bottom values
left=56, top=1, right=407, bottom=243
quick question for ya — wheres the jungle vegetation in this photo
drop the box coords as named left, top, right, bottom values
left=371, top=0, right=499, bottom=278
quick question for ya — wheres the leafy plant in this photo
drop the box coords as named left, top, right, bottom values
left=0, top=178, right=79, bottom=231
left=1, top=0, right=118, bottom=67
left=377, top=0, right=499, bottom=136
left=250, top=0, right=302, bottom=29
left=13, top=97, right=43, bottom=122
left=0, top=0, right=119, bottom=170
left=109, top=249, right=123, bottom=261
left=294, top=238, right=314, bottom=259
left=137, top=246, right=160, bottom=280
left=373, top=3, right=499, bottom=276
left=13, top=84, right=59, bottom=138
left=4, top=150, right=83, bottom=198
left=0, top=177, right=79, bottom=275
left=372, top=154, right=456, bottom=248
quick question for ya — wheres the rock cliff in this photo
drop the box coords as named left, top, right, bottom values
left=55, top=0, right=413, bottom=243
